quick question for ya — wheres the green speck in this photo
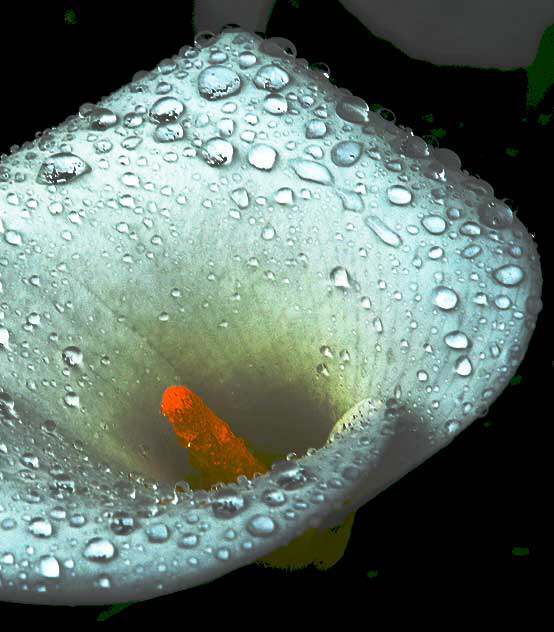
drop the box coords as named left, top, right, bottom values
left=289, top=0, right=301, bottom=7
left=64, top=9, right=77, bottom=25
left=429, top=127, right=446, bottom=139
left=369, top=103, right=386, bottom=112
left=422, top=113, right=434, bottom=123
left=512, top=547, right=530, bottom=557
left=510, top=375, right=523, bottom=385
left=538, top=113, right=553, bottom=126
left=526, top=23, right=554, bottom=111
left=97, top=602, right=136, bottom=621
left=483, top=420, right=492, bottom=428
left=367, top=570, right=379, bottom=578
left=505, top=147, right=519, bottom=157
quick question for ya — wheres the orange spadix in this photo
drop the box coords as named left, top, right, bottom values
left=160, top=385, right=268, bottom=489
left=160, top=385, right=356, bottom=572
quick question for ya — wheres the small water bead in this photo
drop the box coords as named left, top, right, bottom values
left=178, top=533, right=199, bottom=548
left=62, top=346, right=83, bottom=367
left=477, top=200, right=513, bottom=229
left=248, top=144, right=277, bottom=170
left=460, top=221, right=481, bottom=237
left=149, top=97, right=184, bottom=123
left=28, top=518, right=53, bottom=537
left=445, top=420, right=460, bottom=434
left=289, top=158, right=333, bottom=184
left=461, top=245, right=482, bottom=259
left=272, top=461, right=310, bottom=490
left=432, top=286, right=459, bottom=311
left=494, top=295, right=512, bottom=310
left=264, top=94, right=288, bottom=115
left=421, top=215, right=447, bottom=235
left=274, top=187, right=294, bottom=204
left=330, top=266, right=351, bottom=288
left=110, top=511, right=137, bottom=535
left=364, top=215, right=402, bottom=248
left=305, top=119, right=327, bottom=138
left=63, top=392, right=80, bottom=408
left=154, top=122, right=185, bottom=142
left=454, top=356, right=473, bottom=376
left=201, top=138, right=234, bottom=166
left=238, top=51, right=257, bottom=68
left=336, top=95, right=370, bottom=124
left=211, top=489, right=247, bottom=519
left=330, top=140, right=363, bottom=167
left=38, top=555, right=61, bottom=578
left=83, top=537, right=116, bottom=562
left=492, top=264, right=525, bottom=287
left=253, top=64, right=290, bottom=91
left=444, top=331, right=471, bottom=350
left=88, top=107, right=118, bottom=130
left=4, top=230, right=22, bottom=246
left=246, top=514, right=277, bottom=537
left=261, top=224, right=276, bottom=240
left=261, top=488, right=287, bottom=507
left=145, top=523, right=170, bottom=543
left=387, top=185, right=413, bottom=205
left=198, top=66, right=241, bottom=100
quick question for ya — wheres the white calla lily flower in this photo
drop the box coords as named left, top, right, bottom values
left=0, top=28, right=542, bottom=605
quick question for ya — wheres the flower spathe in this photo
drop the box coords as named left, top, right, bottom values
left=0, top=28, right=542, bottom=604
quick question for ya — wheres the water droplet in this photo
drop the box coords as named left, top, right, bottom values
left=212, top=490, right=247, bottom=518
left=289, top=158, right=332, bottom=184
left=198, top=66, right=241, bottom=100
left=178, top=533, right=200, bottom=548
left=38, top=555, right=61, bottom=578
left=261, top=224, right=276, bottom=240
left=330, top=266, right=351, bottom=288
left=37, top=152, right=91, bottom=185
left=4, top=230, right=22, bottom=246
left=63, top=392, right=80, bottom=408
left=145, top=523, right=170, bottom=543
left=62, top=346, right=83, bottom=367
left=83, top=537, right=116, bottom=562
left=110, top=511, right=136, bottom=535
left=248, top=144, right=277, bottom=170
left=29, top=518, right=53, bottom=537
left=432, top=286, right=459, bottom=310
left=305, top=119, right=327, bottom=138
left=387, top=185, right=413, bottom=205
left=264, top=93, right=288, bottom=115
left=154, top=122, right=185, bottom=142
left=444, top=331, right=470, bottom=350
left=492, top=264, right=524, bottom=287
left=88, top=107, right=118, bottom=130
left=478, top=200, right=513, bottom=229
left=421, top=215, right=447, bottom=234
left=149, top=97, right=184, bottom=123
left=201, top=138, right=234, bottom=166
left=454, top=356, right=473, bottom=376
left=253, top=64, right=290, bottom=91
left=331, top=141, right=362, bottom=167
left=246, top=514, right=277, bottom=537
left=364, top=215, right=402, bottom=247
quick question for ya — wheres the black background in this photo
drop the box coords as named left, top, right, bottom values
left=0, top=0, right=546, bottom=620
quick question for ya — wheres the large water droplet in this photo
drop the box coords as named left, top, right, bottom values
left=198, top=66, right=241, bottom=100
left=492, top=264, right=525, bottom=287
left=37, top=152, right=91, bottom=185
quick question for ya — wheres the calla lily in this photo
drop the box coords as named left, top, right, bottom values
left=0, top=27, right=542, bottom=605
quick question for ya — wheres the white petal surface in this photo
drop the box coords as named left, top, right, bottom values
left=0, top=29, right=542, bottom=604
